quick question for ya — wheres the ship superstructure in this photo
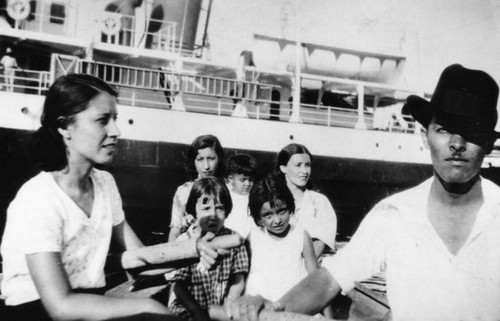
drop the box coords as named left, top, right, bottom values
left=1, top=0, right=498, bottom=241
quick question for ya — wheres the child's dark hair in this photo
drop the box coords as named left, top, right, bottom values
left=29, top=74, right=118, bottom=171
left=185, top=134, right=225, bottom=180
left=226, top=153, right=257, bottom=177
left=185, top=176, right=233, bottom=218
left=248, top=174, right=295, bottom=225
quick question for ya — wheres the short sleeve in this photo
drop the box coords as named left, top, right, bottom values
left=170, top=182, right=192, bottom=229
left=307, top=191, right=337, bottom=250
left=6, top=181, right=64, bottom=254
left=322, top=202, right=393, bottom=293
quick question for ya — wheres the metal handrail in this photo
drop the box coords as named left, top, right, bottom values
left=46, top=55, right=418, bottom=133
left=0, top=68, right=50, bottom=95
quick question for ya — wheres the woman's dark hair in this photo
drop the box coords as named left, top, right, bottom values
left=185, top=134, right=225, bottom=179
left=274, top=143, right=313, bottom=189
left=248, top=174, right=295, bottom=225
left=29, top=74, right=117, bottom=171
left=185, top=176, right=233, bottom=218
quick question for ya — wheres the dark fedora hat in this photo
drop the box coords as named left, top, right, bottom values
left=405, top=64, right=500, bottom=150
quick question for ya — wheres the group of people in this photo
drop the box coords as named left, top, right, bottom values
left=164, top=134, right=337, bottom=320
left=1, top=63, right=500, bottom=321
left=0, top=72, right=337, bottom=321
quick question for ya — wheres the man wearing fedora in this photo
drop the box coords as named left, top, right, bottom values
left=226, top=64, right=500, bottom=321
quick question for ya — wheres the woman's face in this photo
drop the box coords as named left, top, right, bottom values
left=194, top=147, right=219, bottom=178
left=61, top=92, right=120, bottom=166
left=280, top=153, right=311, bottom=188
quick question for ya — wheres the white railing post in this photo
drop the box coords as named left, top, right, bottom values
left=38, top=72, right=42, bottom=95
left=217, top=98, right=222, bottom=116
left=355, top=84, right=367, bottom=130
left=289, top=0, right=301, bottom=123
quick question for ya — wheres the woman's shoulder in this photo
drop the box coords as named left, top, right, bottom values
left=9, top=172, right=60, bottom=212
left=304, top=189, right=333, bottom=207
left=176, top=180, right=194, bottom=193
left=15, top=171, right=54, bottom=197
left=305, top=189, right=327, bottom=199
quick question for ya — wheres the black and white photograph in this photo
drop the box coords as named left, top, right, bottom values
left=1, top=0, right=500, bottom=320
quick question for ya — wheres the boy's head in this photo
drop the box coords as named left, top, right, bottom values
left=186, top=176, right=233, bottom=235
left=249, top=175, right=295, bottom=230
left=226, top=153, right=257, bottom=195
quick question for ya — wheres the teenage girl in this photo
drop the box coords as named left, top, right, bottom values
left=275, top=143, right=337, bottom=257
left=168, top=134, right=225, bottom=242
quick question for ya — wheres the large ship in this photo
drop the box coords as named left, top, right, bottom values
left=1, top=0, right=499, bottom=245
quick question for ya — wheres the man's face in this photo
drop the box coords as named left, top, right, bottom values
left=423, top=118, right=486, bottom=184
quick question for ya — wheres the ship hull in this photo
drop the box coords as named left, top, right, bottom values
left=0, top=126, right=434, bottom=244
left=3, top=92, right=500, bottom=243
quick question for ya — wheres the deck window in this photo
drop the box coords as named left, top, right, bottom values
left=49, top=3, right=65, bottom=24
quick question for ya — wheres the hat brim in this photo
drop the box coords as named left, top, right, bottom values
left=405, top=94, right=500, bottom=142
left=405, top=95, right=432, bottom=127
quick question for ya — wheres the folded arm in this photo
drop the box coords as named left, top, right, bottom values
left=27, top=252, right=174, bottom=321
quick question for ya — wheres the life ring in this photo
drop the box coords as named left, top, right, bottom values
left=7, top=0, right=30, bottom=21
left=99, top=12, right=122, bottom=36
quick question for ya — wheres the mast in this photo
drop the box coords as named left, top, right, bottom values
left=201, top=0, right=213, bottom=50
left=289, top=0, right=301, bottom=123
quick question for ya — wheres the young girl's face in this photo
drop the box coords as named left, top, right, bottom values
left=195, top=147, right=219, bottom=178
left=258, top=201, right=291, bottom=236
left=196, top=194, right=226, bottom=235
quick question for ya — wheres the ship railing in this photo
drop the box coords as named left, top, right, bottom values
left=158, top=24, right=178, bottom=54
left=116, top=87, right=414, bottom=133
left=0, top=68, right=50, bottom=95
left=51, top=55, right=416, bottom=133
left=299, top=102, right=416, bottom=132
left=99, top=13, right=181, bottom=54
left=6, top=1, right=71, bottom=36
left=78, top=60, right=261, bottom=102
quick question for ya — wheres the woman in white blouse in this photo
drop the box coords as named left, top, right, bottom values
left=274, top=143, right=337, bottom=257
left=0, top=74, right=227, bottom=321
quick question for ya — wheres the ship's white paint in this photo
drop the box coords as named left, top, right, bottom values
left=0, top=92, right=430, bottom=164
